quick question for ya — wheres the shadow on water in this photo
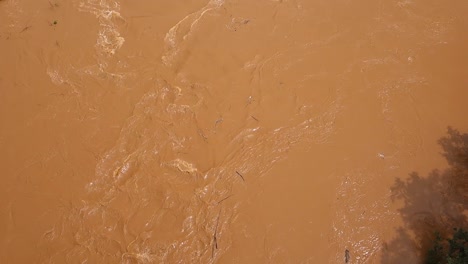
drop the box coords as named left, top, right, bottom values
left=381, top=127, right=468, bottom=263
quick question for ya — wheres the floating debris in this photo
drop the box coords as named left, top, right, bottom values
left=235, top=171, right=245, bottom=182
left=215, top=117, right=223, bottom=127
left=247, top=95, right=253, bottom=105
left=345, top=249, right=350, bottom=263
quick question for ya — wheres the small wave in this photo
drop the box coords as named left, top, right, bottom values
left=162, top=0, right=225, bottom=66
left=78, top=0, right=125, bottom=56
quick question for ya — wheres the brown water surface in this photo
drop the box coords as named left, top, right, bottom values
left=1, top=0, right=468, bottom=263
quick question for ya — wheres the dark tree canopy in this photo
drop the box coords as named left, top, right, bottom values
left=382, top=127, right=468, bottom=264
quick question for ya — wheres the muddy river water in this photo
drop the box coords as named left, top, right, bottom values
left=1, top=0, right=467, bottom=263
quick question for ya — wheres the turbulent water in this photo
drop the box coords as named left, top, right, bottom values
left=1, top=0, right=467, bottom=263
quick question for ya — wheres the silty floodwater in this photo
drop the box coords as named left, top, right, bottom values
left=1, top=0, right=467, bottom=263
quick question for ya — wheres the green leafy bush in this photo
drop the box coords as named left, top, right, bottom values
left=426, top=228, right=468, bottom=264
